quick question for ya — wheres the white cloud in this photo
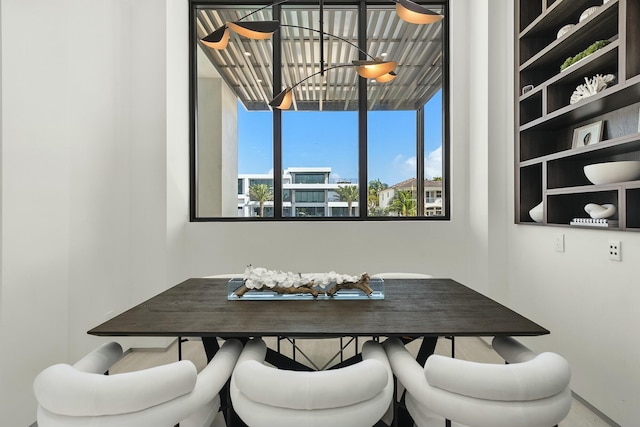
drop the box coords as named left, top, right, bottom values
left=425, top=146, right=442, bottom=179
left=392, top=155, right=417, bottom=180
left=391, top=147, right=441, bottom=182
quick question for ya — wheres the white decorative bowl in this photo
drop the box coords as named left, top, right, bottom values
left=583, top=161, right=640, bottom=185
left=579, top=6, right=599, bottom=22
left=529, top=201, right=544, bottom=223
left=557, top=24, right=575, bottom=39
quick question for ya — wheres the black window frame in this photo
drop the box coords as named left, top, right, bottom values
left=189, top=0, right=450, bottom=222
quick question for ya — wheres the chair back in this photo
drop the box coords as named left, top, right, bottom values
left=34, top=339, right=242, bottom=427
left=231, top=338, right=393, bottom=427
left=414, top=340, right=571, bottom=427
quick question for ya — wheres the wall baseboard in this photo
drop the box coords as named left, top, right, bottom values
left=571, top=391, right=620, bottom=427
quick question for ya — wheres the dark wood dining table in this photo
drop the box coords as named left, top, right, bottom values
left=88, top=277, right=549, bottom=427
left=88, top=276, right=548, bottom=357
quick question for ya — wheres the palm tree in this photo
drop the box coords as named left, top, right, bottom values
left=334, top=185, right=359, bottom=217
left=389, top=189, right=417, bottom=216
left=248, top=184, right=273, bottom=217
left=367, top=179, right=388, bottom=214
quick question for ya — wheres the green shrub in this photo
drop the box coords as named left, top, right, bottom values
left=560, top=40, right=610, bottom=71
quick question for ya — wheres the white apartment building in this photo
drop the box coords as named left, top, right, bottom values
left=238, top=167, right=359, bottom=217
left=378, top=178, right=443, bottom=216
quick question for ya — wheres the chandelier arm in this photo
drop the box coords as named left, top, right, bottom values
left=289, top=64, right=353, bottom=90
left=280, top=24, right=376, bottom=61
left=236, top=0, right=291, bottom=22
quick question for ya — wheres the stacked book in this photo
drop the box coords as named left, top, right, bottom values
left=570, top=218, right=619, bottom=228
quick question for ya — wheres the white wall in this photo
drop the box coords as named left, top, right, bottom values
left=1, top=2, right=72, bottom=426
left=489, top=2, right=639, bottom=425
left=0, top=0, right=187, bottom=425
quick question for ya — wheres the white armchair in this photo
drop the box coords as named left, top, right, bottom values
left=230, top=337, right=393, bottom=427
left=34, top=338, right=243, bottom=427
left=383, top=336, right=572, bottom=427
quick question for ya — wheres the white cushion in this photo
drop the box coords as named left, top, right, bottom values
left=34, top=339, right=242, bottom=427
left=491, top=336, right=537, bottom=363
left=34, top=360, right=197, bottom=416
left=384, top=337, right=573, bottom=427
left=425, top=352, right=570, bottom=401
left=73, top=341, right=124, bottom=373
left=234, top=358, right=388, bottom=409
left=231, top=338, right=393, bottom=427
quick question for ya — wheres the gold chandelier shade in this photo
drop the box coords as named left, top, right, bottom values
left=269, top=87, right=293, bottom=110
left=375, top=71, right=397, bottom=83
left=201, top=26, right=230, bottom=50
left=396, top=0, right=443, bottom=25
left=352, top=59, right=397, bottom=79
left=227, top=20, right=280, bottom=40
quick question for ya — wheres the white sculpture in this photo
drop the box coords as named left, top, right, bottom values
left=243, top=265, right=361, bottom=290
left=584, top=203, right=616, bottom=219
left=570, top=74, right=615, bottom=104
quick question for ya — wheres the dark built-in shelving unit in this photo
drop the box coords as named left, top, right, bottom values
left=516, top=0, right=640, bottom=231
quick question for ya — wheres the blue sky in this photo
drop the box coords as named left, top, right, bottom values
left=238, top=90, right=443, bottom=186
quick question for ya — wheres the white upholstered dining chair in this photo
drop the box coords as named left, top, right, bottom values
left=34, top=339, right=243, bottom=427
left=230, top=337, right=394, bottom=427
left=383, top=336, right=572, bottom=427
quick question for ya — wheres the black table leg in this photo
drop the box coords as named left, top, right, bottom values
left=265, top=348, right=315, bottom=371
left=415, top=336, right=438, bottom=366
left=327, top=353, right=363, bottom=369
left=202, top=337, right=221, bottom=362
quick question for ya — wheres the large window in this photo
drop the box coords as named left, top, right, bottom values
left=190, top=0, right=449, bottom=220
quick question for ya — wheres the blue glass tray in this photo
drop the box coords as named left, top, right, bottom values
left=227, top=278, right=384, bottom=300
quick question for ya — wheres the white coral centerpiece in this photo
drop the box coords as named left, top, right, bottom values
left=243, top=265, right=360, bottom=290
left=236, top=265, right=371, bottom=297
left=570, top=74, right=615, bottom=104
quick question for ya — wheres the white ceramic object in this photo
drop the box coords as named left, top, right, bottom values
left=529, top=201, right=544, bottom=223
left=579, top=6, right=599, bottom=22
left=584, top=203, right=616, bottom=219
left=583, top=161, right=640, bottom=185
left=570, top=74, right=615, bottom=104
left=557, top=24, right=575, bottom=39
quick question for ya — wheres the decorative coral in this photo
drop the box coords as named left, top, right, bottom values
left=234, top=265, right=372, bottom=298
left=570, top=74, right=615, bottom=104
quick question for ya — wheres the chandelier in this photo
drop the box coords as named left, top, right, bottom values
left=199, top=0, right=444, bottom=110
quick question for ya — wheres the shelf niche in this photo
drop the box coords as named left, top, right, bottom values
left=515, top=0, right=640, bottom=231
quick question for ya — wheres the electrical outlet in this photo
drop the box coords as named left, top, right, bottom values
left=608, top=240, right=621, bottom=261
left=555, top=234, right=565, bottom=252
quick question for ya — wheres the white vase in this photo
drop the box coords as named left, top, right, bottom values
left=529, top=201, right=544, bottom=223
